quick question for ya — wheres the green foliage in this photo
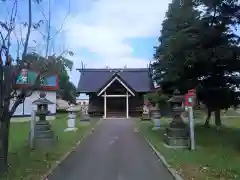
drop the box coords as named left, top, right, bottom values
left=58, top=70, right=77, bottom=104
left=153, top=0, right=201, bottom=91
left=152, top=0, right=240, bottom=111
left=146, top=91, right=169, bottom=106
left=24, top=52, right=73, bottom=75
left=25, top=52, right=77, bottom=104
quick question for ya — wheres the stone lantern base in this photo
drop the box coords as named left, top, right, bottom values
left=151, top=108, right=161, bottom=130
left=65, top=110, right=78, bottom=132
left=81, top=113, right=90, bottom=121
left=164, top=126, right=189, bottom=148
left=33, top=120, right=57, bottom=150
left=64, top=127, right=77, bottom=132
left=141, top=105, right=150, bottom=121
left=141, top=113, right=150, bottom=121
left=164, top=107, right=189, bottom=148
left=64, top=118, right=78, bottom=132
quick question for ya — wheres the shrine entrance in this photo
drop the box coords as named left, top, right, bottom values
left=106, top=97, right=126, bottom=117
left=97, top=75, right=135, bottom=118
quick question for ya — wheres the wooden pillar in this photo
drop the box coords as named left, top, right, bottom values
left=126, top=91, right=129, bottom=118
left=104, top=91, right=107, bottom=118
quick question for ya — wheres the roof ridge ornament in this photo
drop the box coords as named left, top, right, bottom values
left=112, top=70, right=120, bottom=75
left=81, top=61, right=86, bottom=70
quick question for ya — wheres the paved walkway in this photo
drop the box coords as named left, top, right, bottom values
left=48, top=119, right=175, bottom=180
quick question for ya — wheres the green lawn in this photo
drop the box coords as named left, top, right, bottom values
left=193, top=108, right=240, bottom=120
left=139, top=116, right=240, bottom=180
left=7, top=114, right=98, bottom=180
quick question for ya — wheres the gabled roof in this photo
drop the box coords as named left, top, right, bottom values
left=97, top=73, right=135, bottom=96
left=77, top=68, right=153, bottom=93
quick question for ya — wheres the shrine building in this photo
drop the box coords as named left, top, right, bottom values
left=77, top=68, right=154, bottom=118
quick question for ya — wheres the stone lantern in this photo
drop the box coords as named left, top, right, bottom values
left=164, top=89, right=189, bottom=148
left=151, top=104, right=161, bottom=130
left=141, top=104, right=150, bottom=121
left=65, top=104, right=78, bottom=132
left=81, top=104, right=90, bottom=121
left=32, top=92, right=56, bottom=150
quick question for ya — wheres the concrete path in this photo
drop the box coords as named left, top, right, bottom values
left=47, top=119, right=175, bottom=180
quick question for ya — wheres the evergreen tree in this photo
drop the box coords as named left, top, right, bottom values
left=153, top=0, right=240, bottom=127
left=153, top=0, right=201, bottom=93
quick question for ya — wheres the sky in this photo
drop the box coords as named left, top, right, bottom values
left=57, top=0, right=172, bottom=86
left=1, top=0, right=238, bottom=100
left=0, top=0, right=172, bottom=88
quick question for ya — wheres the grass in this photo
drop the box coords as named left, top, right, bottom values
left=192, top=108, right=240, bottom=120
left=7, top=114, right=98, bottom=180
left=139, top=115, right=240, bottom=180
left=221, top=109, right=240, bottom=117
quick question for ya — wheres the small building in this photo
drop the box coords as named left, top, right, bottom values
left=10, top=69, right=58, bottom=117
left=77, top=68, right=153, bottom=118
left=56, top=98, right=70, bottom=111
left=76, top=98, right=89, bottom=106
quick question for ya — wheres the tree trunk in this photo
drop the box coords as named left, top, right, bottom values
left=0, top=115, right=11, bottom=178
left=204, top=107, right=212, bottom=127
left=214, top=109, right=221, bottom=128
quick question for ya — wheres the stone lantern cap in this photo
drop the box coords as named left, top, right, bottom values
left=67, top=104, right=78, bottom=112
left=32, top=92, right=54, bottom=105
left=151, top=104, right=160, bottom=110
left=168, top=89, right=184, bottom=103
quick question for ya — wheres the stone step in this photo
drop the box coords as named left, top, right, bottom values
left=107, top=111, right=126, bottom=118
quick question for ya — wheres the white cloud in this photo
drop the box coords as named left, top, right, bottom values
left=49, top=0, right=171, bottom=86
left=66, top=24, right=133, bottom=57
left=62, top=0, right=170, bottom=67
left=2, top=0, right=171, bottom=86
left=14, top=24, right=44, bottom=50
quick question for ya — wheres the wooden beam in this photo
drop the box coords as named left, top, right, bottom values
left=97, top=76, right=135, bottom=96
left=101, top=94, right=131, bottom=97
left=126, top=91, right=129, bottom=118
left=104, top=91, right=107, bottom=118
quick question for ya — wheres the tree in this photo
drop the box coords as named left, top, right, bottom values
left=0, top=0, right=39, bottom=176
left=152, top=0, right=240, bottom=127
left=58, top=70, right=77, bottom=104
left=0, top=0, right=72, bottom=177
left=25, top=52, right=78, bottom=104
left=153, top=0, right=201, bottom=93
left=193, top=0, right=240, bottom=127
left=145, top=91, right=169, bottom=107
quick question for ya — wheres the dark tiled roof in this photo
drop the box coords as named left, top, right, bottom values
left=77, top=68, right=153, bottom=93
left=97, top=73, right=136, bottom=95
